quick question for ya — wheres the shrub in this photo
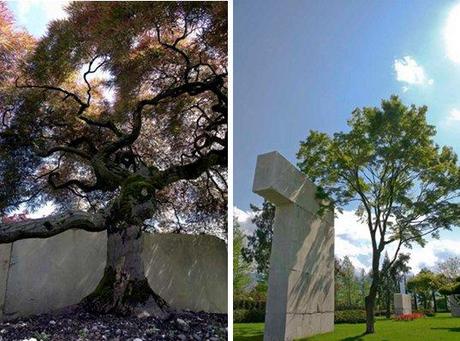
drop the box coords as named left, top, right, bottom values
left=393, top=313, right=424, bottom=321
left=233, top=297, right=266, bottom=311
left=233, top=309, right=265, bottom=323
left=335, top=303, right=364, bottom=311
left=415, top=308, right=435, bottom=317
left=334, top=310, right=367, bottom=324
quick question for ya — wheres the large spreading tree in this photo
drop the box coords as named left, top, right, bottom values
left=0, top=1, right=227, bottom=317
left=297, top=96, right=460, bottom=333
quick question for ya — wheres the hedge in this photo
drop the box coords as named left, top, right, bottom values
left=234, top=309, right=367, bottom=324
left=234, top=298, right=266, bottom=311
left=334, top=310, right=367, bottom=324
left=234, top=309, right=265, bottom=323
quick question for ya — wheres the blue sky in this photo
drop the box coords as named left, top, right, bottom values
left=234, top=0, right=460, bottom=272
left=7, top=0, right=69, bottom=38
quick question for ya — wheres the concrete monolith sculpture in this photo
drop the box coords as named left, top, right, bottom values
left=252, top=151, right=334, bottom=341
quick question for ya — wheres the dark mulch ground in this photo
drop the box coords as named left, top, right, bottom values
left=0, top=306, right=227, bottom=341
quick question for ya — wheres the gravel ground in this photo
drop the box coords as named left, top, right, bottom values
left=0, top=307, right=227, bottom=341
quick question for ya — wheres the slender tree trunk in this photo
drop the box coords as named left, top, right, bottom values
left=365, top=249, right=381, bottom=334
left=365, top=281, right=378, bottom=333
left=414, top=293, right=418, bottom=310
left=82, top=224, right=168, bottom=317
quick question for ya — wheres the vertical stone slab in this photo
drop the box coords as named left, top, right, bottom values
left=3, top=230, right=106, bottom=320
left=394, top=293, right=412, bottom=315
left=253, top=151, right=334, bottom=341
left=143, top=234, right=227, bottom=313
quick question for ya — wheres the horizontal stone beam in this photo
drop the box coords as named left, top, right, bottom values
left=252, top=151, right=320, bottom=214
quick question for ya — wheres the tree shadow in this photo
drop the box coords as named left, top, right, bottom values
left=431, top=327, right=460, bottom=332
left=340, top=332, right=367, bottom=341
left=340, top=332, right=392, bottom=341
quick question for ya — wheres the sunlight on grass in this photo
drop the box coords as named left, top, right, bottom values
left=234, top=313, right=460, bottom=341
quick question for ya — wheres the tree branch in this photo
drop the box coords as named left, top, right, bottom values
left=154, top=148, right=227, bottom=189
left=0, top=210, right=106, bottom=243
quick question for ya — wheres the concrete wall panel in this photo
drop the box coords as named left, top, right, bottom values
left=4, top=230, right=106, bottom=319
left=0, top=231, right=227, bottom=320
left=144, top=234, right=227, bottom=313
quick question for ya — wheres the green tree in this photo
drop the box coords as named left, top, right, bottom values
left=407, top=269, right=442, bottom=312
left=0, top=2, right=227, bottom=317
left=297, top=96, right=460, bottom=333
left=233, top=220, right=251, bottom=294
left=336, top=256, right=359, bottom=308
left=439, top=276, right=460, bottom=296
left=242, top=200, right=275, bottom=282
left=378, top=252, right=410, bottom=317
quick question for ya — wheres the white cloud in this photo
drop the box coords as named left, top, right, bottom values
left=234, top=206, right=257, bottom=235
left=446, top=108, right=460, bottom=122
left=394, top=56, right=434, bottom=90
left=400, top=239, right=460, bottom=273
left=335, top=210, right=369, bottom=242
left=235, top=206, right=460, bottom=274
left=444, top=3, right=460, bottom=64
left=335, top=211, right=460, bottom=273
left=440, top=108, right=460, bottom=128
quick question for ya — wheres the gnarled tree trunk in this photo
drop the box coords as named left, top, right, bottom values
left=82, top=224, right=168, bottom=317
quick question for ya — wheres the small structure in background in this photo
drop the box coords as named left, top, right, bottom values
left=394, top=278, right=412, bottom=316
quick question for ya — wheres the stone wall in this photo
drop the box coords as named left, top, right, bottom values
left=0, top=231, right=227, bottom=320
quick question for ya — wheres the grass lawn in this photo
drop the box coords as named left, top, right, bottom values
left=234, top=313, right=460, bottom=340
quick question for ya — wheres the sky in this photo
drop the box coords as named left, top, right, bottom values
left=4, top=1, right=70, bottom=218
left=7, top=0, right=69, bottom=38
left=5, top=0, right=460, bottom=274
left=234, top=0, right=460, bottom=273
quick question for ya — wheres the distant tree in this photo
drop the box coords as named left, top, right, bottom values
left=242, top=200, right=275, bottom=281
left=334, top=257, right=345, bottom=306
left=297, top=96, right=460, bottom=333
left=358, top=268, right=372, bottom=305
left=233, top=220, right=251, bottom=294
left=334, top=256, right=366, bottom=309
left=0, top=2, right=227, bottom=317
left=341, top=256, right=358, bottom=307
left=408, top=269, right=442, bottom=311
left=378, top=252, right=410, bottom=317
left=439, top=277, right=460, bottom=298
left=435, top=257, right=460, bottom=281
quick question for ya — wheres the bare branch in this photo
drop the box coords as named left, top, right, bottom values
left=0, top=210, right=105, bottom=243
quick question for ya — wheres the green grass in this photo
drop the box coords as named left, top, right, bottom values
left=234, top=313, right=460, bottom=340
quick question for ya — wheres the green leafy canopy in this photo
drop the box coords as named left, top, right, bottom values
left=297, top=95, right=460, bottom=249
